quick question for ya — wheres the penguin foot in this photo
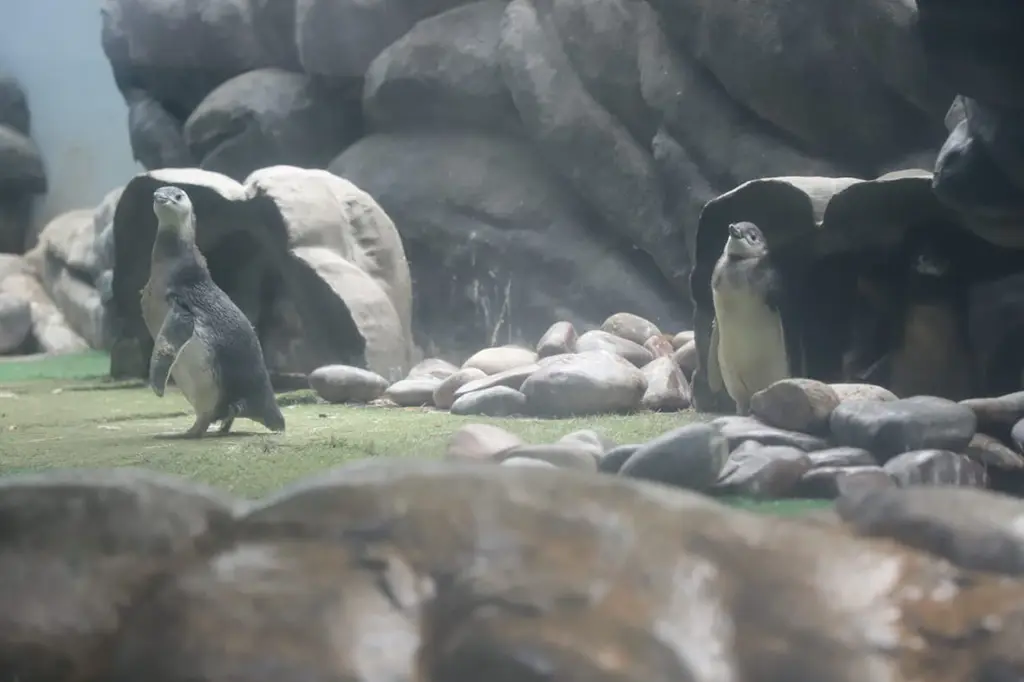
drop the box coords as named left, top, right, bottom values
left=217, top=416, right=235, bottom=435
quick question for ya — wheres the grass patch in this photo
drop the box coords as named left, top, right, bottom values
left=0, top=352, right=830, bottom=514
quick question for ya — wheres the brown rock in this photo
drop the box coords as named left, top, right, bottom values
left=0, top=469, right=236, bottom=681
left=575, top=329, right=653, bottom=367
left=107, top=542, right=423, bottom=682
left=672, top=340, right=698, bottom=378
left=750, top=378, right=840, bottom=435
left=497, top=444, right=598, bottom=471
left=446, top=423, right=524, bottom=461
left=964, top=433, right=1024, bottom=470
left=308, top=364, right=389, bottom=403
left=829, top=383, right=898, bottom=403
left=407, top=357, right=460, bottom=380
left=671, top=330, right=695, bottom=350
left=453, top=364, right=539, bottom=398
left=836, top=485, right=1024, bottom=575
left=883, top=450, right=988, bottom=488
left=383, top=377, right=442, bottom=407
left=536, top=321, right=576, bottom=357
left=642, top=334, right=674, bottom=359
left=715, top=441, right=812, bottom=499
left=238, top=458, right=1024, bottom=680
left=640, top=356, right=691, bottom=411
left=433, top=368, right=488, bottom=410
left=462, top=345, right=538, bottom=374
left=796, top=466, right=896, bottom=499
left=520, top=350, right=647, bottom=417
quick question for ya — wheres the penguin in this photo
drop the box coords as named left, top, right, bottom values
left=708, top=221, right=795, bottom=415
left=887, top=236, right=976, bottom=401
left=145, top=185, right=285, bottom=438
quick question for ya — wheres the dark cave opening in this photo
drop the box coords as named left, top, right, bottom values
left=792, top=220, right=1024, bottom=400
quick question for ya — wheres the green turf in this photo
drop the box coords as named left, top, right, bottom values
left=0, top=352, right=830, bottom=514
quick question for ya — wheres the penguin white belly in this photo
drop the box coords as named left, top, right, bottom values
left=168, top=336, right=222, bottom=418
left=713, top=290, right=789, bottom=403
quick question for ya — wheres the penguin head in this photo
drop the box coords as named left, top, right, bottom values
left=152, top=185, right=194, bottom=223
left=909, top=241, right=951, bottom=280
left=725, top=221, right=768, bottom=259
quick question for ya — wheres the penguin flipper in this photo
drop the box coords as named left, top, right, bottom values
left=149, top=297, right=195, bottom=397
left=707, top=318, right=724, bottom=394
left=759, top=260, right=804, bottom=377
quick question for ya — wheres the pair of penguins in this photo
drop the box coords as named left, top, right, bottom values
left=710, top=221, right=969, bottom=414
left=142, top=185, right=285, bottom=438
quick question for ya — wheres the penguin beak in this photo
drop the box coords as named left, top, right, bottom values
left=727, top=223, right=741, bottom=238
left=154, top=193, right=170, bottom=206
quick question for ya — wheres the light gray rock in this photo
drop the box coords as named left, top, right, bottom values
left=0, top=293, right=31, bottom=353
left=462, top=345, right=538, bottom=374
left=536, top=320, right=577, bottom=357
left=640, top=355, right=690, bottom=411
left=433, top=367, right=487, bottom=410
left=520, top=350, right=646, bottom=416
left=308, top=364, right=390, bottom=403
left=601, top=311, right=661, bottom=346
left=575, top=329, right=653, bottom=367
left=450, top=385, right=527, bottom=417
left=383, top=377, right=443, bottom=407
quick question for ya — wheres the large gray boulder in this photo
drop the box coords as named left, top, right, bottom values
left=330, top=131, right=688, bottom=355
left=185, top=68, right=361, bottom=181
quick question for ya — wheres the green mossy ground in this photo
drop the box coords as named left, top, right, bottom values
left=0, top=351, right=827, bottom=514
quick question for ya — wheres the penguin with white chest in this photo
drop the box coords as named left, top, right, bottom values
left=708, top=221, right=795, bottom=415
left=144, top=185, right=285, bottom=438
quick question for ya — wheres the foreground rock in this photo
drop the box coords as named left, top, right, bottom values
left=836, top=485, right=1024, bottom=575
left=0, top=468, right=237, bottom=680
left=8, top=462, right=1024, bottom=679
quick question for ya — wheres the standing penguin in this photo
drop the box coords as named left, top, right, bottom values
left=708, top=221, right=795, bottom=415
left=887, top=238, right=976, bottom=401
left=144, top=185, right=285, bottom=438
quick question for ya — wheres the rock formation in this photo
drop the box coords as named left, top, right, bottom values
left=0, top=70, right=46, bottom=255
left=97, top=0, right=955, bottom=357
